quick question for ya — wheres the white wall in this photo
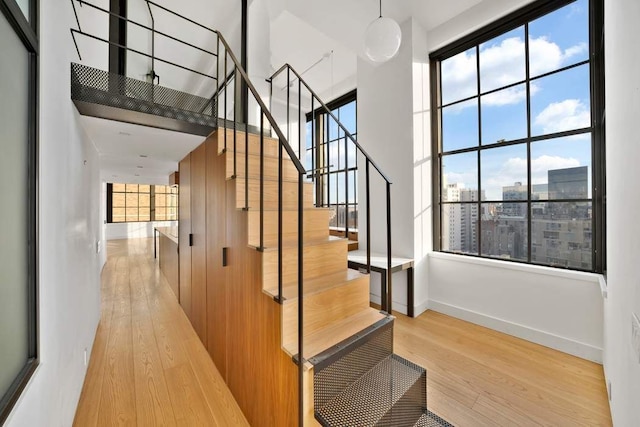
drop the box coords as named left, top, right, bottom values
left=603, top=0, right=640, bottom=424
left=5, top=1, right=103, bottom=425
left=106, top=220, right=178, bottom=240
left=430, top=253, right=603, bottom=361
left=357, top=19, right=416, bottom=315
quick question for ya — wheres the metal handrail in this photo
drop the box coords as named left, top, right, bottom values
left=269, top=63, right=392, bottom=184
left=267, top=64, right=394, bottom=315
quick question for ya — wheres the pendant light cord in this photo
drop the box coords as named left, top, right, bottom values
left=379, top=0, right=382, bottom=17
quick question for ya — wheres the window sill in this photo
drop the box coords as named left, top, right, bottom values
left=428, top=251, right=604, bottom=289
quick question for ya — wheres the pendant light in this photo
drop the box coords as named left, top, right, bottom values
left=364, top=0, right=401, bottom=62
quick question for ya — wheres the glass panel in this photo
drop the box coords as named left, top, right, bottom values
left=481, top=144, right=527, bottom=201
left=139, top=208, right=151, bottom=222
left=113, top=183, right=126, bottom=192
left=328, top=140, right=339, bottom=172
left=480, top=84, right=528, bottom=144
left=480, top=27, right=525, bottom=93
left=125, top=193, right=138, bottom=206
left=349, top=204, right=358, bottom=230
left=125, top=184, right=138, bottom=192
left=441, top=203, right=479, bottom=254
left=112, top=193, right=126, bottom=207
left=531, top=201, right=592, bottom=270
left=328, top=205, right=338, bottom=227
left=348, top=170, right=357, bottom=204
left=529, top=0, right=589, bottom=78
left=303, top=149, right=312, bottom=172
left=481, top=202, right=528, bottom=260
left=441, top=48, right=477, bottom=105
left=339, top=101, right=356, bottom=134
left=305, top=121, right=313, bottom=150
left=112, top=208, right=126, bottom=222
left=328, top=114, right=339, bottom=142
left=139, top=184, right=151, bottom=193
left=0, top=10, right=30, bottom=396
left=126, top=208, right=139, bottom=221
left=155, top=193, right=166, bottom=207
left=347, top=140, right=356, bottom=169
left=139, top=193, right=150, bottom=207
left=442, top=152, right=477, bottom=201
left=337, top=173, right=346, bottom=204
left=328, top=173, right=337, bottom=205
left=441, top=99, right=479, bottom=152
left=531, top=64, right=591, bottom=137
left=530, top=136, right=591, bottom=199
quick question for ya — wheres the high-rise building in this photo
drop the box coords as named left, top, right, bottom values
left=548, top=166, right=588, bottom=199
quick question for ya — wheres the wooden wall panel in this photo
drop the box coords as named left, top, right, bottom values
left=158, top=233, right=179, bottom=300
left=206, top=134, right=228, bottom=378
left=224, top=162, right=298, bottom=426
left=178, top=154, right=192, bottom=318
left=190, top=142, right=208, bottom=346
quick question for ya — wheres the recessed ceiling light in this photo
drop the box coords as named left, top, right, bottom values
left=139, top=154, right=148, bottom=158
left=137, top=165, right=144, bottom=169
left=118, top=131, right=131, bottom=136
left=134, top=174, right=140, bottom=177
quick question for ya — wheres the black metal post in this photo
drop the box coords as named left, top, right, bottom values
left=366, top=160, right=371, bottom=273
left=344, top=137, right=349, bottom=239
left=245, top=123, right=249, bottom=210
left=260, top=113, right=264, bottom=249
left=297, top=171, right=304, bottom=427
left=278, top=140, right=283, bottom=302
left=386, top=182, right=392, bottom=314
left=240, top=0, right=248, bottom=124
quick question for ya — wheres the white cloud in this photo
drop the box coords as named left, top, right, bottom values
left=441, top=36, right=586, bottom=109
left=534, top=99, right=590, bottom=135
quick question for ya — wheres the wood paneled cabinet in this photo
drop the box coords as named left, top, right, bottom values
left=178, top=137, right=228, bottom=375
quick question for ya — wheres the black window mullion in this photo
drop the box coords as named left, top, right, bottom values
left=475, top=45, right=482, bottom=255
left=525, top=22, right=532, bottom=263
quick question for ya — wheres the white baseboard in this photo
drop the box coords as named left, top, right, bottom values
left=427, top=300, right=603, bottom=363
left=369, top=294, right=429, bottom=318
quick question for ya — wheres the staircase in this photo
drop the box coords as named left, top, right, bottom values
left=218, top=123, right=433, bottom=425
left=69, top=0, right=441, bottom=424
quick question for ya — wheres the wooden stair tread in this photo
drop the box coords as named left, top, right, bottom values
left=263, top=268, right=366, bottom=301
left=282, top=308, right=387, bottom=362
left=258, top=235, right=345, bottom=251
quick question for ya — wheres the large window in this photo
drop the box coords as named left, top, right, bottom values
left=0, top=0, right=38, bottom=422
left=107, top=183, right=178, bottom=223
left=431, top=0, right=605, bottom=272
left=305, top=91, right=358, bottom=231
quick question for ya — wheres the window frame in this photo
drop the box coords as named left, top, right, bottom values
left=0, top=0, right=39, bottom=423
left=429, top=0, right=605, bottom=273
left=305, top=90, right=358, bottom=231
left=107, top=183, right=179, bottom=223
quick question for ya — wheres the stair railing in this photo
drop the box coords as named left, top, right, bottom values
left=267, top=64, right=394, bottom=316
left=71, top=2, right=309, bottom=423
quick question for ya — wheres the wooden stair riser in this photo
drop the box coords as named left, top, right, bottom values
left=262, top=239, right=347, bottom=286
left=281, top=275, right=370, bottom=352
left=247, top=209, right=330, bottom=248
left=235, top=178, right=314, bottom=211
left=217, top=129, right=281, bottom=158
left=225, top=151, right=302, bottom=181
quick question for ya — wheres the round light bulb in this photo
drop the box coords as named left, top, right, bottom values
left=364, top=17, right=402, bottom=63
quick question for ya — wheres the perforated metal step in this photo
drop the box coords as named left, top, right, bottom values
left=413, top=411, right=454, bottom=427
left=315, top=354, right=426, bottom=427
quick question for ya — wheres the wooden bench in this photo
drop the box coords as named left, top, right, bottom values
left=347, top=250, right=415, bottom=317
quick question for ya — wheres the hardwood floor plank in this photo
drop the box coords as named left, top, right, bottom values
left=132, top=313, right=177, bottom=427
left=76, top=238, right=246, bottom=426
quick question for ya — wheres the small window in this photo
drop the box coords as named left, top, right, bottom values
left=108, top=183, right=179, bottom=223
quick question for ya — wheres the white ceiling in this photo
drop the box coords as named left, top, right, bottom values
left=80, top=116, right=204, bottom=185
left=81, top=0, right=486, bottom=184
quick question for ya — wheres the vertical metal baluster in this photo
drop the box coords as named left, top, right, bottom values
left=298, top=79, right=302, bottom=162
left=311, top=97, right=315, bottom=188
left=224, top=49, right=227, bottom=151
left=278, top=140, right=283, bottom=303
left=344, top=131, right=349, bottom=240
left=287, top=67, right=290, bottom=144
left=260, top=113, right=264, bottom=249
left=386, top=181, right=392, bottom=314
left=326, top=111, right=330, bottom=209
left=297, top=170, right=304, bottom=427
left=215, top=34, right=219, bottom=118
left=233, top=67, right=237, bottom=179
left=366, top=160, right=371, bottom=273
left=245, top=118, right=249, bottom=210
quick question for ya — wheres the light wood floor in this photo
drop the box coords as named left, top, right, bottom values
left=73, top=238, right=248, bottom=426
left=75, top=237, right=612, bottom=426
left=394, top=311, right=612, bottom=426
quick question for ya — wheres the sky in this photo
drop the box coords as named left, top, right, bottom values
left=440, top=0, right=592, bottom=201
